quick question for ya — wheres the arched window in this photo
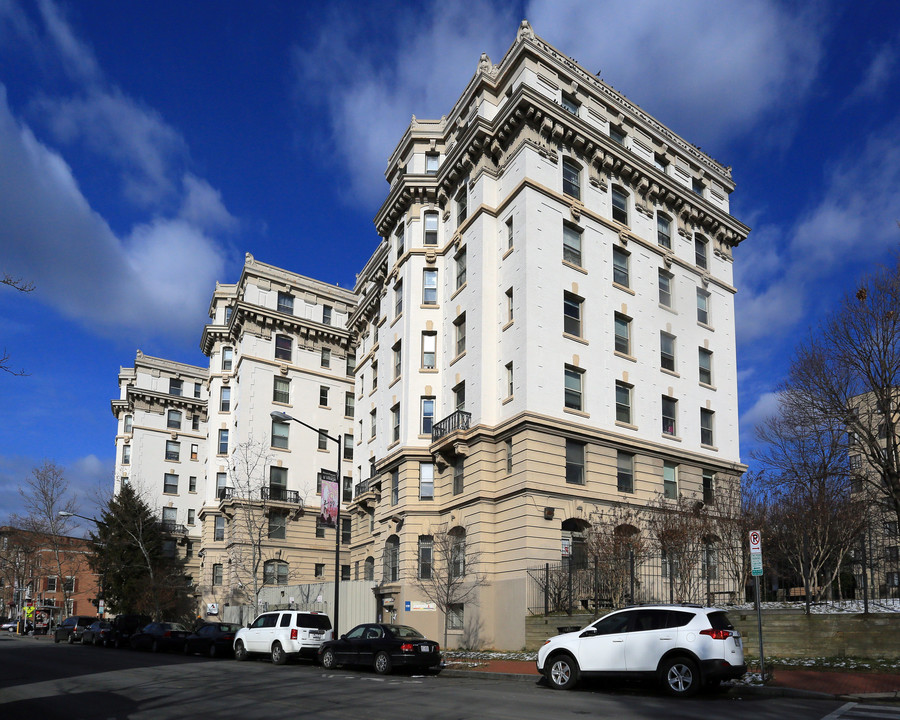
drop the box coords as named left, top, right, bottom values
left=562, top=158, right=581, bottom=200
left=449, top=527, right=466, bottom=578
left=561, top=518, right=589, bottom=569
left=364, top=556, right=375, bottom=581
left=384, top=535, right=399, bottom=582
left=263, top=559, right=288, bottom=585
left=702, top=536, right=719, bottom=581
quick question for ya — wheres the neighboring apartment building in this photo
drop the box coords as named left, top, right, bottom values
left=346, top=20, right=748, bottom=648
left=0, top=526, right=100, bottom=623
left=113, top=22, right=749, bottom=647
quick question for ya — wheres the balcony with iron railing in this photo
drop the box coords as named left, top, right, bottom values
left=431, top=410, right=472, bottom=442
left=160, top=520, right=187, bottom=535
left=217, top=486, right=301, bottom=505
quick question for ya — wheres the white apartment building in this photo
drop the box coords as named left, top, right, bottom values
left=346, top=20, right=749, bottom=649
left=113, top=22, right=749, bottom=648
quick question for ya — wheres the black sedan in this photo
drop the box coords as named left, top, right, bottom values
left=129, top=622, right=190, bottom=653
left=81, top=620, right=113, bottom=646
left=318, top=623, right=441, bottom=675
left=183, top=622, right=241, bottom=658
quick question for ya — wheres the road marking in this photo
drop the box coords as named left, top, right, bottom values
left=821, top=703, right=900, bottom=719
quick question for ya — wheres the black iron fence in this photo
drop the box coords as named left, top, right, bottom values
left=432, top=410, right=471, bottom=441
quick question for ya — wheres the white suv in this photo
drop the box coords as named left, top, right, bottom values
left=234, top=610, right=332, bottom=665
left=536, top=604, right=745, bottom=697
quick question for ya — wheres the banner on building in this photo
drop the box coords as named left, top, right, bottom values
left=319, top=469, right=339, bottom=528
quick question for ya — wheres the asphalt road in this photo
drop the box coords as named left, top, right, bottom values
left=0, top=634, right=870, bottom=720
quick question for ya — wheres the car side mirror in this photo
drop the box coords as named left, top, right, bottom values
left=247, top=623, right=251, bottom=628
left=579, top=628, right=597, bottom=638
left=340, top=633, right=347, bottom=639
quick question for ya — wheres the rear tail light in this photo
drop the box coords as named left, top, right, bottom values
left=291, top=629, right=298, bottom=640
left=400, top=643, right=414, bottom=652
left=164, top=631, right=171, bottom=637
left=700, top=628, right=732, bottom=640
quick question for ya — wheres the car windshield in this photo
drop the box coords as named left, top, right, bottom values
left=707, top=612, right=734, bottom=631
left=217, top=624, right=240, bottom=633
left=389, top=625, right=424, bottom=639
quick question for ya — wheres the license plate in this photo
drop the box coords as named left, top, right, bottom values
left=419, top=644, right=431, bottom=652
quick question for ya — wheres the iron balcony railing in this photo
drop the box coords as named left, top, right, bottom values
left=218, top=486, right=235, bottom=501
left=261, top=487, right=300, bottom=504
left=354, top=475, right=380, bottom=499
left=160, top=520, right=186, bottom=535
left=431, top=410, right=472, bottom=442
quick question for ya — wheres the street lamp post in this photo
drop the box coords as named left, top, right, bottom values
left=271, top=410, right=343, bottom=636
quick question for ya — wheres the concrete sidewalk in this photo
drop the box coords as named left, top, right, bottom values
left=442, top=658, right=900, bottom=701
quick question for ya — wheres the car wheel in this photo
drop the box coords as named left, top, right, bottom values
left=374, top=651, right=393, bottom=675
left=661, top=656, right=699, bottom=697
left=208, top=643, right=217, bottom=659
left=271, top=641, right=287, bottom=666
left=547, top=653, right=580, bottom=690
left=234, top=640, right=248, bottom=661
left=151, top=639, right=160, bottom=653
left=321, top=648, right=337, bottom=670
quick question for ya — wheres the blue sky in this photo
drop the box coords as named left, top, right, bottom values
left=1, top=0, right=899, bottom=524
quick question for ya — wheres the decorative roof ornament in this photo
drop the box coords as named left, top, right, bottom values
left=517, top=19, right=534, bottom=42
left=477, top=52, right=493, bottom=75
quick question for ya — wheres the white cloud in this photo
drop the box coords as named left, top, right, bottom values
left=524, top=0, right=826, bottom=149
left=0, top=85, right=227, bottom=342
left=292, top=2, right=518, bottom=206
left=35, top=0, right=101, bottom=84
left=847, top=37, right=899, bottom=103
left=179, top=174, right=239, bottom=233
left=740, top=391, right=782, bottom=434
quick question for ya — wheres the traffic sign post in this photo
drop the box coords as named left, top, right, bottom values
left=749, top=530, right=765, bottom=681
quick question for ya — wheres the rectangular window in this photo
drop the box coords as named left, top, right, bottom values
left=165, top=440, right=180, bottom=462
left=692, top=178, right=704, bottom=197
left=268, top=513, right=286, bottom=540
left=617, top=451, right=634, bottom=493
left=663, top=461, right=678, bottom=499
left=318, top=429, right=328, bottom=451
left=277, top=292, right=294, bottom=315
left=394, top=280, right=403, bottom=316
left=611, top=186, right=628, bottom=224
left=319, top=385, right=329, bottom=407
left=212, top=564, right=223, bottom=586
left=453, top=458, right=464, bottom=495
left=422, top=331, right=436, bottom=369
left=167, top=410, right=181, bottom=429
left=343, top=475, right=352, bottom=503
left=563, top=292, right=583, bottom=337
left=505, top=362, right=513, bottom=398
left=163, top=473, right=178, bottom=494
left=321, top=347, right=331, bottom=368
left=455, top=248, right=467, bottom=289
left=322, top=305, right=332, bottom=326
left=346, top=351, right=355, bottom=377
left=275, top=334, right=292, bottom=361
left=657, top=214, right=672, bottom=249
left=192, top=413, right=199, bottom=431
left=614, top=313, right=631, bottom=355
left=563, top=223, right=582, bottom=266
left=420, top=462, right=434, bottom=500
left=342, top=517, right=351, bottom=545
left=343, top=433, right=353, bottom=461
left=564, top=365, right=584, bottom=411
left=189, top=475, right=197, bottom=492
left=391, top=404, right=400, bottom=443
left=662, top=396, right=677, bottom=436
left=695, top=235, right=708, bottom=269
left=316, top=518, right=325, bottom=538
left=612, top=246, right=629, bottom=287
left=561, top=93, right=579, bottom=115
left=391, top=469, right=399, bottom=505
left=701, top=408, right=715, bottom=446
left=454, top=382, right=466, bottom=412
left=703, top=470, right=715, bottom=505
left=122, top=445, right=131, bottom=465
left=423, top=269, right=438, bottom=305
left=506, top=216, right=514, bottom=249
left=506, top=438, right=513, bottom=474
left=615, top=381, right=632, bottom=424
left=169, top=378, right=183, bottom=396
left=190, top=444, right=198, bottom=461
left=273, top=377, right=290, bottom=404
left=124, top=414, right=133, bottom=433
left=47, top=576, right=58, bottom=592
left=222, top=347, right=233, bottom=372
left=609, top=125, right=626, bottom=145
left=658, top=270, right=673, bottom=308
left=214, top=516, right=225, bottom=541
left=424, top=210, right=439, bottom=245
left=697, top=289, right=710, bottom=325
left=660, top=332, right=676, bottom=372
left=220, top=386, right=231, bottom=412
left=194, top=382, right=201, bottom=399
left=315, top=563, right=325, bottom=578
left=454, top=313, right=466, bottom=356
left=425, top=153, right=439, bottom=174
left=393, top=341, right=401, bottom=379
left=372, top=360, right=378, bottom=389
left=448, top=604, right=464, bottom=630
left=344, top=391, right=354, bottom=418
left=699, top=348, right=713, bottom=385
left=505, top=287, right=514, bottom=323
left=456, top=187, right=468, bottom=226
left=418, top=536, right=433, bottom=579
left=216, top=472, right=227, bottom=496
left=565, top=439, right=585, bottom=485
left=421, top=397, right=435, bottom=435
left=272, top=419, right=289, bottom=449
left=218, top=429, right=229, bottom=455
left=395, top=223, right=404, bottom=259
left=562, top=158, right=581, bottom=200
left=370, top=409, right=377, bottom=439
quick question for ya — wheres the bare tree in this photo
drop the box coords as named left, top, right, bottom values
left=786, top=260, right=900, bottom=527
left=646, top=494, right=712, bottom=604
left=1, top=273, right=35, bottom=376
left=754, top=391, right=868, bottom=608
left=12, top=461, right=82, bottom=615
left=584, top=504, right=648, bottom=608
left=0, top=527, right=43, bottom=620
left=411, top=524, right=489, bottom=649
